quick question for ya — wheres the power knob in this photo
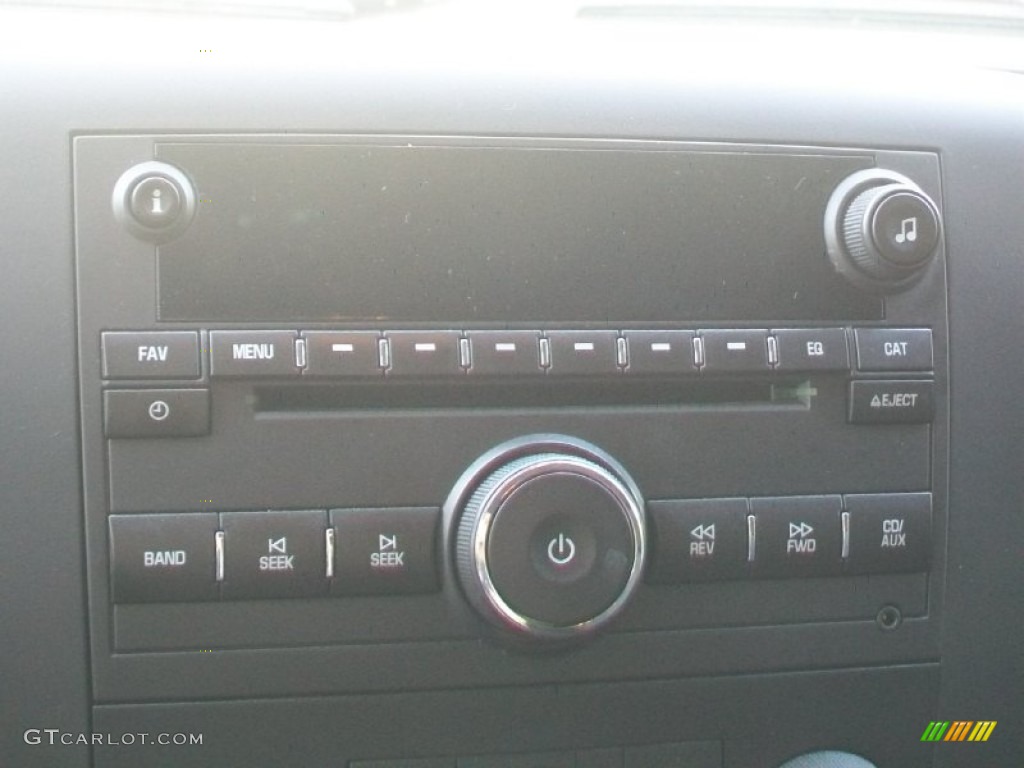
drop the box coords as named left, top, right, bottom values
left=825, top=169, right=941, bottom=292
left=447, top=436, right=647, bottom=642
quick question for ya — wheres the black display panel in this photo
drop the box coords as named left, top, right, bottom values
left=156, top=142, right=881, bottom=322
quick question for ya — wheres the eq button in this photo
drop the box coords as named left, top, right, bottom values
left=772, top=329, right=849, bottom=372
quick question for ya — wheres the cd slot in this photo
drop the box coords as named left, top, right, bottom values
left=253, top=378, right=815, bottom=413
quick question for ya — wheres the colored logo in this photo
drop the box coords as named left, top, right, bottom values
left=921, top=721, right=997, bottom=742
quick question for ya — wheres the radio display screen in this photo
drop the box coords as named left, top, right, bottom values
left=155, top=142, right=881, bottom=323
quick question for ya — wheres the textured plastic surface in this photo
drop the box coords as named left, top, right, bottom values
left=1, top=5, right=1021, bottom=768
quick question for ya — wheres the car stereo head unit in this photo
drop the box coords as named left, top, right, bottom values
left=74, top=135, right=947, bottom=700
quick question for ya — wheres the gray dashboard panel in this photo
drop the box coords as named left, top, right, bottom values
left=1, top=6, right=1022, bottom=768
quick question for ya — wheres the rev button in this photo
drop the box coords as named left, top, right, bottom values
left=220, top=511, right=327, bottom=599
left=647, top=498, right=748, bottom=582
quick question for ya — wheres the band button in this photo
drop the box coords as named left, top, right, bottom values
left=109, top=513, right=219, bottom=603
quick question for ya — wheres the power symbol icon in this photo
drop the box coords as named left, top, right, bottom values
left=547, top=533, right=576, bottom=566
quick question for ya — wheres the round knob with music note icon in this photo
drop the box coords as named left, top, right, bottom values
left=825, top=169, right=941, bottom=292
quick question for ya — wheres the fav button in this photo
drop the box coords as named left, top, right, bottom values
left=101, top=331, right=200, bottom=379
left=330, top=507, right=440, bottom=595
left=220, top=510, right=328, bottom=599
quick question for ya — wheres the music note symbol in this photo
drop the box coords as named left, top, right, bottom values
left=894, top=217, right=918, bottom=245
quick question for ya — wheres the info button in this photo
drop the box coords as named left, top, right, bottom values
left=330, top=508, right=440, bottom=596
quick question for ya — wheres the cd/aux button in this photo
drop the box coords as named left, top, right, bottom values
left=844, top=493, right=931, bottom=574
